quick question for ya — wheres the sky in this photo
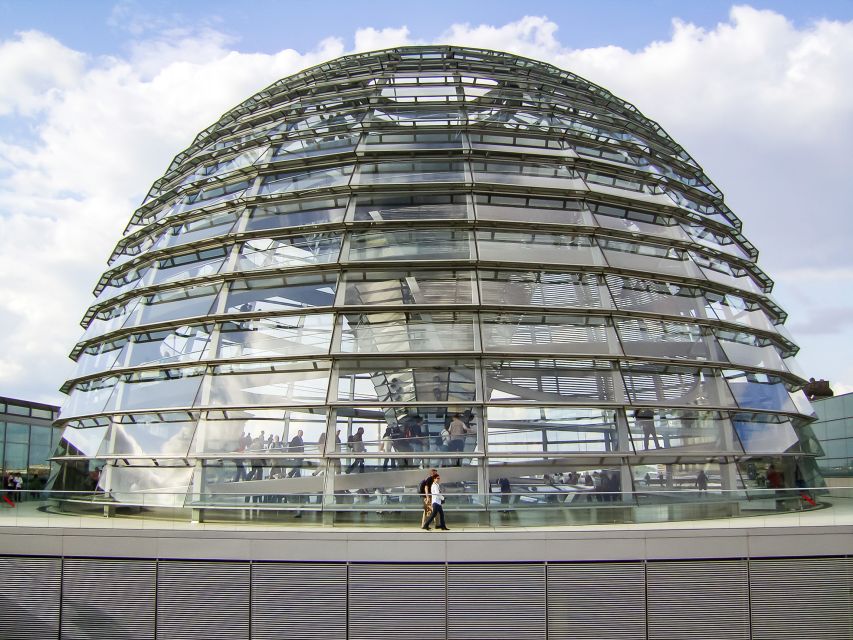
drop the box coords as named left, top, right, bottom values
left=0, top=0, right=852, bottom=406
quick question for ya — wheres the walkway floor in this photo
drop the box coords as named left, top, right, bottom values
left=1, top=494, right=851, bottom=533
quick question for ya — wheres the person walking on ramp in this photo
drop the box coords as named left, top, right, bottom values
left=422, top=473, right=450, bottom=531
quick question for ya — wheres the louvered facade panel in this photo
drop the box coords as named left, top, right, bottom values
left=749, top=557, right=852, bottom=640
left=251, top=561, right=347, bottom=640
left=156, top=560, right=249, bottom=640
left=61, top=557, right=156, bottom=640
left=447, top=563, right=545, bottom=640
left=647, top=559, right=749, bottom=640
left=348, top=563, right=445, bottom=640
left=0, top=555, right=61, bottom=640
left=547, top=561, right=645, bottom=640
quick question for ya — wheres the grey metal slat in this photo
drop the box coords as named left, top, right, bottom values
left=547, top=561, right=645, bottom=640
left=647, top=559, right=749, bottom=640
left=0, top=555, right=61, bottom=640
left=156, top=560, right=249, bottom=640
left=749, top=557, right=853, bottom=640
left=447, top=563, right=545, bottom=640
left=348, top=563, right=445, bottom=640
left=61, top=557, right=156, bottom=640
left=250, top=562, right=346, bottom=640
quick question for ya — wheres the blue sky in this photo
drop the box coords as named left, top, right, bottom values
left=0, top=1, right=852, bottom=404
left=3, top=1, right=853, bottom=55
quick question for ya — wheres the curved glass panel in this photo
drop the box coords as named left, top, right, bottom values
left=724, top=370, right=797, bottom=413
left=477, top=230, right=605, bottom=266
left=336, top=358, right=477, bottom=403
left=474, top=194, right=594, bottom=226
left=485, top=359, right=624, bottom=404
left=206, top=360, right=331, bottom=407
left=351, top=193, right=470, bottom=222
left=620, top=362, right=736, bottom=407
left=480, top=271, right=612, bottom=309
left=224, top=274, right=337, bottom=313
left=338, top=311, right=476, bottom=353
left=235, top=233, right=341, bottom=272
left=244, top=197, right=347, bottom=233
left=487, top=407, right=618, bottom=453
left=346, top=229, right=472, bottom=262
left=340, top=269, right=476, bottom=306
left=217, top=314, right=334, bottom=359
left=482, top=313, right=619, bottom=355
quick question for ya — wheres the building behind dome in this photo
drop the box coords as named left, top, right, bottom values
left=50, top=46, right=824, bottom=523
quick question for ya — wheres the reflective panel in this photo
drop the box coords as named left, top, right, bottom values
left=600, top=238, right=703, bottom=279
left=732, top=413, right=800, bottom=453
left=336, top=358, right=477, bottom=402
left=340, top=269, right=476, bottom=306
left=224, top=273, right=337, bottom=313
left=346, top=229, right=473, bottom=262
left=57, top=424, right=108, bottom=457
left=97, top=412, right=197, bottom=457
left=631, top=462, right=724, bottom=493
left=269, top=131, right=357, bottom=160
left=620, top=362, right=736, bottom=407
left=715, top=328, right=786, bottom=371
left=481, top=313, right=619, bottom=355
left=606, top=275, right=715, bottom=320
left=487, top=407, right=618, bottom=453
left=194, top=408, right=328, bottom=455
left=469, top=131, right=569, bottom=155
left=626, top=409, right=740, bottom=453
left=680, top=222, right=750, bottom=259
left=244, top=196, right=347, bottom=233
left=724, top=370, right=797, bottom=412
left=74, top=338, right=126, bottom=378
left=147, top=245, right=229, bottom=287
left=477, top=230, right=605, bottom=266
left=485, top=359, right=625, bottom=403
left=62, top=377, right=119, bottom=420
left=356, top=160, right=465, bottom=185
left=235, top=233, right=341, bottom=272
left=259, top=165, right=353, bottom=196
left=350, top=193, right=470, bottom=222
left=150, top=209, right=241, bottom=252
left=129, top=283, right=221, bottom=329
left=592, top=202, right=691, bottom=242
left=103, top=366, right=206, bottom=413
left=707, top=292, right=777, bottom=333
left=472, top=160, right=584, bottom=189
left=363, top=130, right=464, bottom=151
left=615, top=317, right=727, bottom=361
left=217, top=314, right=334, bottom=359
left=206, top=360, right=331, bottom=407
left=122, top=324, right=213, bottom=368
left=333, top=405, right=480, bottom=464
left=479, top=271, right=612, bottom=309
left=474, top=194, right=594, bottom=226
left=692, top=252, right=765, bottom=294
left=338, top=311, right=476, bottom=353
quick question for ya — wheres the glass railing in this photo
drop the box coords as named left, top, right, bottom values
left=0, top=486, right=849, bottom=528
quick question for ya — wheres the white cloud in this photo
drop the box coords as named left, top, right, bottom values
left=0, top=6, right=851, bottom=405
left=0, top=31, right=85, bottom=116
left=354, top=26, right=412, bottom=52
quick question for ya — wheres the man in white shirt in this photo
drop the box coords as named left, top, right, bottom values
left=422, top=474, right=450, bottom=530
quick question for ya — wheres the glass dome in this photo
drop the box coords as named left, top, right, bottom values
left=50, top=46, right=824, bottom=523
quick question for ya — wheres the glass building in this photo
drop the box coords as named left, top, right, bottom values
left=811, top=392, right=853, bottom=480
left=51, top=46, right=823, bottom=521
left=1, top=396, right=61, bottom=493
